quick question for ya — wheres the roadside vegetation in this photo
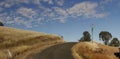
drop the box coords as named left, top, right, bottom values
left=79, top=31, right=120, bottom=47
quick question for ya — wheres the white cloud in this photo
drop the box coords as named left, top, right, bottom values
left=0, top=2, right=13, bottom=8
left=39, top=7, right=68, bottom=23
left=14, top=17, right=24, bottom=25
left=42, top=0, right=64, bottom=6
left=15, top=0, right=30, bottom=3
left=0, top=0, right=30, bottom=8
left=17, top=7, right=37, bottom=19
left=53, top=7, right=68, bottom=22
left=67, top=2, right=106, bottom=18
left=56, top=0, right=64, bottom=6
left=49, top=12, right=56, bottom=17
left=32, top=0, right=41, bottom=5
left=43, top=0, right=53, bottom=4
left=4, top=3, right=13, bottom=8
left=13, top=17, right=33, bottom=28
left=54, top=7, right=68, bottom=16
left=0, top=16, right=15, bottom=25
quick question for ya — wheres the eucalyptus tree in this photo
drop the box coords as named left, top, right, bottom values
left=109, top=38, right=120, bottom=47
left=99, top=31, right=112, bottom=45
left=79, top=31, right=91, bottom=42
left=0, top=21, right=4, bottom=26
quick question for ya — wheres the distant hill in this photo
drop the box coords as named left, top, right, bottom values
left=0, top=26, right=65, bottom=59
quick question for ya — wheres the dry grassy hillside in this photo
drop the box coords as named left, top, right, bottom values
left=0, top=26, right=65, bottom=59
left=72, top=42, right=119, bottom=59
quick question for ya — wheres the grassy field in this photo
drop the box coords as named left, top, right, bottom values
left=0, top=26, right=65, bottom=59
left=72, top=42, right=119, bottom=59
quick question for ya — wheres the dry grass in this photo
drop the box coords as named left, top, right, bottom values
left=72, top=42, right=119, bottom=59
left=0, top=26, right=64, bottom=59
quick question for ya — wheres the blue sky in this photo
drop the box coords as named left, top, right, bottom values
left=0, top=0, right=120, bottom=42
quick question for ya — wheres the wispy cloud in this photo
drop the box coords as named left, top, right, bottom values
left=43, top=0, right=53, bottom=4
left=17, top=7, right=37, bottom=19
left=0, top=0, right=30, bottom=8
left=56, top=0, right=64, bottom=6
left=67, top=2, right=106, bottom=18
left=0, top=0, right=108, bottom=28
left=53, top=7, right=68, bottom=23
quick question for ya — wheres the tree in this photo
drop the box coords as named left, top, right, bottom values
left=109, top=38, right=120, bottom=47
left=99, top=31, right=112, bottom=45
left=0, top=21, right=4, bottom=26
left=79, top=31, right=91, bottom=42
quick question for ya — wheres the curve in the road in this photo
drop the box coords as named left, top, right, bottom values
left=30, top=42, right=77, bottom=59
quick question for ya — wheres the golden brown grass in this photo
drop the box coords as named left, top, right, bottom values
left=0, top=26, right=64, bottom=59
left=72, top=42, right=119, bottom=59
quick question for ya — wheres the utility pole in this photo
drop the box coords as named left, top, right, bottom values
left=91, top=24, right=94, bottom=43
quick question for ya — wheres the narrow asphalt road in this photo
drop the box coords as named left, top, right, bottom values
left=28, top=42, right=77, bottom=59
